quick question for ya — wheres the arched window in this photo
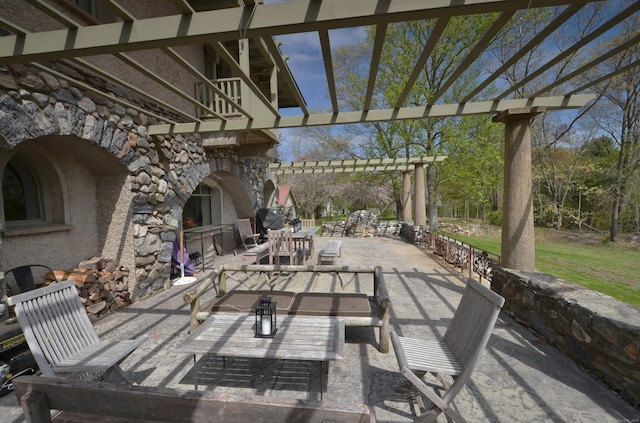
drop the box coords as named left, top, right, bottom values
left=2, top=156, right=44, bottom=222
left=184, top=183, right=222, bottom=227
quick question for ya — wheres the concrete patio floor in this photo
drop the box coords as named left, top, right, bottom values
left=2, top=235, right=638, bottom=422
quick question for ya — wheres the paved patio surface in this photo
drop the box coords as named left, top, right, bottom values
left=2, top=235, right=638, bottom=422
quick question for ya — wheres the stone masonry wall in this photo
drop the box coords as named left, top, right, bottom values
left=491, top=266, right=640, bottom=407
left=0, top=62, right=212, bottom=299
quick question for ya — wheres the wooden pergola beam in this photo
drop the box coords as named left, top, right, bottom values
left=151, top=94, right=595, bottom=135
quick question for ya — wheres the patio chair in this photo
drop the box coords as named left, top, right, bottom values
left=268, top=229, right=302, bottom=265
left=237, top=218, right=260, bottom=250
left=391, top=279, right=505, bottom=423
left=300, top=218, right=315, bottom=228
left=7, top=280, right=147, bottom=384
left=3, top=264, right=58, bottom=296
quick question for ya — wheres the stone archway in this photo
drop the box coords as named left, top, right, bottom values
left=0, top=69, right=210, bottom=298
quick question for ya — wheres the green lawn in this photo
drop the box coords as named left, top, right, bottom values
left=442, top=228, right=640, bottom=307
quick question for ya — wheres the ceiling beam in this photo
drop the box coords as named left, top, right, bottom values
left=100, top=0, right=136, bottom=21
left=163, top=47, right=252, bottom=119
left=497, top=0, right=640, bottom=99
left=0, top=0, right=587, bottom=65
left=319, top=29, right=338, bottom=113
left=429, top=11, right=515, bottom=105
left=394, top=17, right=449, bottom=108
left=364, top=23, right=387, bottom=111
left=171, top=0, right=196, bottom=14
left=69, top=57, right=199, bottom=123
left=269, top=157, right=446, bottom=168
left=261, top=37, right=309, bottom=115
left=30, top=63, right=176, bottom=124
left=532, top=32, right=640, bottom=97
left=149, top=94, right=595, bottom=135
left=25, top=0, right=81, bottom=28
left=276, top=165, right=441, bottom=174
left=461, top=3, right=586, bottom=102
left=114, top=52, right=224, bottom=120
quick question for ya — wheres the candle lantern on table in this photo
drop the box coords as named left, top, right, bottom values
left=254, top=296, right=277, bottom=338
left=291, top=218, right=301, bottom=232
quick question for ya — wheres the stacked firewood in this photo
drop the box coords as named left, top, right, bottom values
left=49, top=257, right=132, bottom=320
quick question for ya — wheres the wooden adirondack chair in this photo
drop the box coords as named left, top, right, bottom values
left=7, top=280, right=147, bottom=383
left=391, top=279, right=505, bottom=423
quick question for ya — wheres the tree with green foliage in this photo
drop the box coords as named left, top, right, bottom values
left=333, top=15, right=499, bottom=230
left=587, top=19, right=640, bottom=241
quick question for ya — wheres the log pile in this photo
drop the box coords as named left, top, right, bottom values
left=49, top=257, right=131, bottom=320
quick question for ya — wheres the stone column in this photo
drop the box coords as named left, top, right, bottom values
left=414, top=163, right=426, bottom=226
left=401, top=170, right=412, bottom=222
left=492, top=107, right=544, bottom=272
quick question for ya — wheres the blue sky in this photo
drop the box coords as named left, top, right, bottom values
left=264, top=0, right=367, bottom=115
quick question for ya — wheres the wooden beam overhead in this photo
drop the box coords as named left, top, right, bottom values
left=364, top=23, right=387, bottom=111
left=0, top=0, right=586, bottom=65
left=268, top=157, right=446, bottom=169
left=497, top=0, right=640, bottom=100
left=394, top=17, right=450, bottom=108
left=211, top=41, right=280, bottom=116
left=262, top=37, right=309, bottom=115
left=149, top=94, right=595, bottom=135
left=30, top=63, right=176, bottom=124
left=429, top=11, right=515, bottom=105
left=319, top=29, right=338, bottom=114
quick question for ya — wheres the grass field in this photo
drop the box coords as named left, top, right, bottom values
left=442, top=226, right=640, bottom=308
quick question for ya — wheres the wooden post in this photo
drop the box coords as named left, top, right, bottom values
left=402, top=170, right=412, bottom=222
left=414, top=163, right=426, bottom=226
left=20, top=391, right=52, bottom=423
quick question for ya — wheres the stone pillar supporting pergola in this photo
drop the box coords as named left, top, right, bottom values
left=492, top=107, right=544, bottom=272
left=414, top=163, right=427, bottom=227
left=401, top=170, right=412, bottom=222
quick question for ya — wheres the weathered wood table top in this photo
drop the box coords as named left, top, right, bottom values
left=177, top=313, right=344, bottom=362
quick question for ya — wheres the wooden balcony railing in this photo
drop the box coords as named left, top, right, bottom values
left=195, top=77, right=242, bottom=118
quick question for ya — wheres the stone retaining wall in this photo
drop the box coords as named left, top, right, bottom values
left=491, top=266, right=640, bottom=407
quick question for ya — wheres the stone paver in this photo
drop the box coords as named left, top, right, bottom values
left=2, top=235, right=638, bottom=422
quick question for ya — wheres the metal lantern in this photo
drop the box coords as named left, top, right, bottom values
left=291, top=218, right=301, bottom=232
left=254, top=296, right=277, bottom=338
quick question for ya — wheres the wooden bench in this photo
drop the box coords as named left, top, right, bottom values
left=14, top=376, right=375, bottom=423
left=241, top=242, right=269, bottom=264
left=317, top=240, right=342, bottom=264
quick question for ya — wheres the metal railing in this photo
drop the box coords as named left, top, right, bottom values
left=404, top=224, right=499, bottom=282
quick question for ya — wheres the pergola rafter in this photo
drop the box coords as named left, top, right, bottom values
left=0, top=0, right=636, bottom=136
left=268, top=156, right=447, bottom=175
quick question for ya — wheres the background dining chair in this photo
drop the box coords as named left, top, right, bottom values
left=3, top=264, right=58, bottom=296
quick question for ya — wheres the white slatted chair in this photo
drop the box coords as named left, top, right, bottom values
left=391, top=279, right=505, bottom=423
left=7, top=280, right=147, bottom=384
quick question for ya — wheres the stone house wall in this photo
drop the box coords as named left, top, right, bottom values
left=0, top=62, right=270, bottom=300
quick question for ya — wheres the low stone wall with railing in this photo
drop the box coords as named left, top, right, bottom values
left=400, top=223, right=497, bottom=282
left=399, top=223, right=640, bottom=407
left=491, top=266, right=640, bottom=407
